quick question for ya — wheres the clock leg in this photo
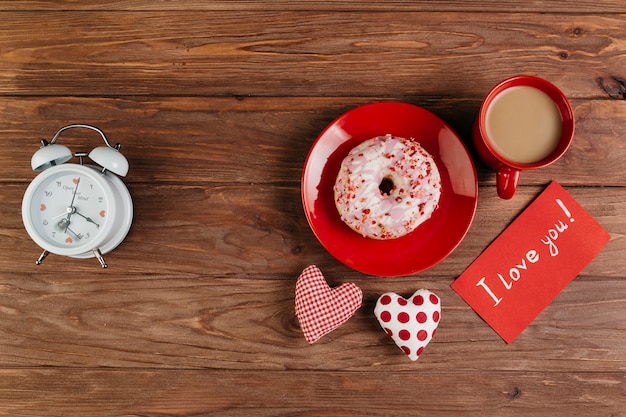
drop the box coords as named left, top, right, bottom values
left=93, top=249, right=108, bottom=268
left=35, top=250, right=49, bottom=265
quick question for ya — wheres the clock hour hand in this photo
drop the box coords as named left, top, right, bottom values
left=74, top=210, right=100, bottom=228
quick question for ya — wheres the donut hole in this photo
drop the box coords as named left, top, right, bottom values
left=379, top=177, right=395, bottom=196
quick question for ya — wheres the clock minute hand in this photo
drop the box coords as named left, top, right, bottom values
left=66, top=177, right=80, bottom=218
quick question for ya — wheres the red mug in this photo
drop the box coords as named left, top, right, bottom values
left=473, top=76, right=575, bottom=199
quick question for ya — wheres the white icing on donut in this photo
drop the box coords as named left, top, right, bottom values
left=334, top=134, right=442, bottom=240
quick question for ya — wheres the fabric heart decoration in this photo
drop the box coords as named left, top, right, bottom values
left=374, top=289, right=441, bottom=361
left=295, top=265, right=363, bottom=344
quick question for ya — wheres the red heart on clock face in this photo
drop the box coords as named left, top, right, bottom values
left=40, top=204, right=46, bottom=211
left=65, top=237, right=73, bottom=244
left=72, top=178, right=79, bottom=184
left=99, top=210, right=106, bottom=218
left=374, top=289, right=441, bottom=361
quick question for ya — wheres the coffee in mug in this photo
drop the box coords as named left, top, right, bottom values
left=473, top=76, right=575, bottom=199
left=485, top=86, right=562, bottom=164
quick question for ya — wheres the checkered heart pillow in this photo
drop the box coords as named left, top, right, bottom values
left=295, top=265, right=363, bottom=343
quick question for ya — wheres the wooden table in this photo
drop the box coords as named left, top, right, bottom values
left=1, top=2, right=624, bottom=416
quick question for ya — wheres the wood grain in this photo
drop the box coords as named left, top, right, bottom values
left=0, top=2, right=625, bottom=416
left=0, top=369, right=624, bottom=417
left=1, top=12, right=625, bottom=98
left=0, top=271, right=624, bottom=372
left=0, top=97, right=624, bottom=186
left=2, top=184, right=624, bottom=277
left=1, top=0, right=625, bottom=12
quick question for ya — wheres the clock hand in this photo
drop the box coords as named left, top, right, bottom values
left=64, top=178, right=80, bottom=223
left=52, top=211, right=69, bottom=220
left=65, top=226, right=83, bottom=240
left=74, top=210, right=100, bottom=228
left=57, top=218, right=69, bottom=230
left=57, top=218, right=83, bottom=239
left=68, top=177, right=80, bottom=208
left=53, top=204, right=80, bottom=221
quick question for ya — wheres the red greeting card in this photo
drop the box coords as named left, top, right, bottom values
left=451, top=181, right=610, bottom=343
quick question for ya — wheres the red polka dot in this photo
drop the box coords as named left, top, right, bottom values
left=380, top=311, right=391, bottom=322
left=416, top=312, right=427, bottom=323
left=417, top=330, right=428, bottom=341
left=413, top=295, right=424, bottom=306
left=429, top=294, right=439, bottom=304
left=432, top=328, right=437, bottom=337
left=397, top=297, right=407, bottom=306
left=433, top=311, right=440, bottom=323
left=398, top=312, right=410, bottom=323
left=399, top=329, right=410, bottom=340
left=416, top=347, right=424, bottom=356
left=385, top=328, right=393, bottom=337
left=380, top=295, right=392, bottom=305
left=401, top=346, right=411, bottom=356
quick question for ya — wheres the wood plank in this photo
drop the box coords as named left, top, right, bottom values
left=1, top=97, right=625, bottom=186
left=1, top=184, right=623, bottom=371
left=1, top=185, right=624, bottom=277
left=1, top=0, right=626, bottom=13
left=0, top=12, right=624, bottom=98
left=0, top=270, right=624, bottom=372
left=0, top=368, right=624, bottom=416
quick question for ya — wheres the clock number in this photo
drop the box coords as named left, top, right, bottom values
left=45, top=191, right=52, bottom=197
left=56, top=181, right=61, bottom=187
left=42, top=220, right=48, bottom=226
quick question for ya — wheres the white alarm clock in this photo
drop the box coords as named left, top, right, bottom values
left=21, top=124, right=133, bottom=268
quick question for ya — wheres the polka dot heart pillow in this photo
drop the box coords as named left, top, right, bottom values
left=374, top=289, right=441, bottom=361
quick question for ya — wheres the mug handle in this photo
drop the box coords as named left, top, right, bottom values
left=496, top=167, right=520, bottom=199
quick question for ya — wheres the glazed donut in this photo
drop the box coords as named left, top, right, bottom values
left=334, top=134, right=442, bottom=240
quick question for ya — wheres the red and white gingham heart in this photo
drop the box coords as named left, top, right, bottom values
left=295, top=265, right=363, bottom=344
left=374, top=289, right=441, bottom=361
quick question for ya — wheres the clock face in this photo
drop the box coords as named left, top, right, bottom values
left=22, top=164, right=116, bottom=257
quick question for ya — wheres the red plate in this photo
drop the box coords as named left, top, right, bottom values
left=302, top=102, right=478, bottom=276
